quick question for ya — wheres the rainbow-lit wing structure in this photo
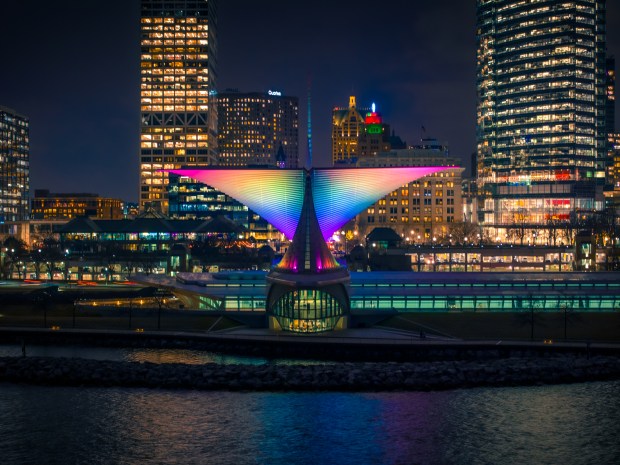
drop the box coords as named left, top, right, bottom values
left=168, top=168, right=305, bottom=239
left=167, top=167, right=449, bottom=240
left=312, top=167, right=448, bottom=240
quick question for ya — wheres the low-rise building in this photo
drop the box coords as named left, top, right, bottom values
left=31, top=190, right=123, bottom=220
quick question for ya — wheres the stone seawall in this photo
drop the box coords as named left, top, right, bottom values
left=2, top=355, right=620, bottom=392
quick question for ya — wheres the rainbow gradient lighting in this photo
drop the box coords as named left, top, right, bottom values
left=168, top=168, right=305, bottom=239
left=312, top=167, right=448, bottom=240
left=167, top=166, right=449, bottom=240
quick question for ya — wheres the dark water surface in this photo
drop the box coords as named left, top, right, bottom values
left=1, top=381, right=619, bottom=465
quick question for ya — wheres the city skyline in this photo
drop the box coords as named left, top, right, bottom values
left=1, top=0, right=619, bottom=203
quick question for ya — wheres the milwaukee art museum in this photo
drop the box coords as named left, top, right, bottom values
left=167, top=166, right=447, bottom=332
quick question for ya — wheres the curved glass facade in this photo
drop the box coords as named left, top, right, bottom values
left=476, top=0, right=606, bottom=233
left=271, top=289, right=345, bottom=333
left=175, top=272, right=620, bottom=314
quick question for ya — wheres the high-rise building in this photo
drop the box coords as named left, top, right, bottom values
left=0, top=106, right=29, bottom=223
left=358, top=104, right=392, bottom=158
left=606, top=56, right=615, bottom=139
left=332, top=96, right=370, bottom=164
left=605, top=57, right=616, bottom=193
left=217, top=90, right=299, bottom=168
left=139, top=0, right=218, bottom=214
left=476, top=0, right=607, bottom=241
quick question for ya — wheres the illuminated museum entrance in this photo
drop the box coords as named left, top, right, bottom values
left=265, top=170, right=351, bottom=333
left=270, top=288, right=346, bottom=333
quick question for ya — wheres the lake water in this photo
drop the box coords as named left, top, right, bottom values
left=1, top=379, right=619, bottom=464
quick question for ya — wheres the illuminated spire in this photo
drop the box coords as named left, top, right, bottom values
left=277, top=171, right=340, bottom=273
left=307, top=75, right=313, bottom=168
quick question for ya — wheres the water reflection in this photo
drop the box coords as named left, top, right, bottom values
left=0, top=382, right=619, bottom=464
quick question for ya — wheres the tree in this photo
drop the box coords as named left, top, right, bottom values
left=444, top=222, right=481, bottom=245
left=40, top=237, right=65, bottom=280
left=594, top=207, right=619, bottom=247
left=118, top=249, right=142, bottom=279
left=559, top=299, right=582, bottom=340
left=513, top=293, right=544, bottom=340
left=2, top=236, right=28, bottom=279
left=562, top=211, right=587, bottom=246
left=99, top=242, right=123, bottom=283
left=509, top=209, right=528, bottom=245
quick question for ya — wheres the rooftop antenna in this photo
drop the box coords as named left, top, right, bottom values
left=307, top=75, right=313, bottom=168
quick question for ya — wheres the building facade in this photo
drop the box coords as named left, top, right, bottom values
left=606, top=56, right=615, bottom=142
left=332, top=96, right=370, bottom=163
left=357, top=104, right=392, bottom=158
left=354, top=143, right=464, bottom=242
left=605, top=57, right=617, bottom=198
left=476, top=0, right=607, bottom=240
left=0, top=106, right=29, bottom=223
left=605, top=133, right=620, bottom=211
left=217, top=90, right=299, bottom=168
left=31, top=190, right=124, bottom=220
left=167, top=173, right=280, bottom=241
left=139, top=0, right=218, bottom=213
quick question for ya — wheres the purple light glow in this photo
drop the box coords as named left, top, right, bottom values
left=167, top=168, right=305, bottom=239
left=312, top=167, right=450, bottom=239
left=167, top=166, right=451, bottom=241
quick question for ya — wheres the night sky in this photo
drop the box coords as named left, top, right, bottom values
left=1, top=0, right=619, bottom=202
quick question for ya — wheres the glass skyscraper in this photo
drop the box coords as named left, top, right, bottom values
left=0, top=106, right=29, bottom=223
left=139, top=0, right=218, bottom=213
left=476, top=0, right=607, bottom=241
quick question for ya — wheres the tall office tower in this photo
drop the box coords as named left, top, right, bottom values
left=217, top=90, right=299, bottom=168
left=357, top=104, right=392, bottom=158
left=0, top=106, right=29, bottom=223
left=606, top=57, right=615, bottom=138
left=605, top=57, right=616, bottom=191
left=476, top=0, right=607, bottom=242
left=139, top=0, right=218, bottom=214
left=332, top=96, right=370, bottom=164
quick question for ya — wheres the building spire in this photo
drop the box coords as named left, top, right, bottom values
left=276, top=171, right=340, bottom=273
left=307, top=75, right=313, bottom=169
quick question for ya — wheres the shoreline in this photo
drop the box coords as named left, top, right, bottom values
left=2, top=327, right=619, bottom=362
left=2, top=327, right=620, bottom=392
left=2, top=354, right=620, bottom=392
